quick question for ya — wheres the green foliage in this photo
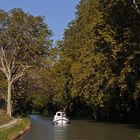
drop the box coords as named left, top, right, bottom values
left=0, top=8, right=52, bottom=66
left=51, top=0, right=140, bottom=120
left=0, top=8, right=52, bottom=115
left=1, top=1, right=140, bottom=121
left=0, top=71, right=7, bottom=105
left=136, top=80, right=140, bottom=97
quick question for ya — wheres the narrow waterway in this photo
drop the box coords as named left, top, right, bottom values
left=18, top=115, right=140, bottom=140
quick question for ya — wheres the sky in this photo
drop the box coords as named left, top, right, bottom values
left=0, top=0, right=80, bottom=42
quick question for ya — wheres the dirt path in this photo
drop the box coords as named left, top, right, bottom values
left=0, top=118, right=20, bottom=129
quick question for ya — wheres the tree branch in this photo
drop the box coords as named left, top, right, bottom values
left=2, top=93, right=7, bottom=102
left=0, top=47, right=11, bottom=80
left=0, top=61, right=9, bottom=80
left=11, top=65, right=31, bottom=83
left=1, top=47, right=11, bottom=75
left=133, top=0, right=140, bottom=14
left=0, top=55, right=7, bottom=73
left=0, top=67, right=6, bottom=75
left=11, top=60, right=15, bottom=72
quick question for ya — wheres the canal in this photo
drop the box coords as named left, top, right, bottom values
left=18, top=115, right=140, bottom=140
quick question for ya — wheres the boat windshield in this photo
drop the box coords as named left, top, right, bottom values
left=62, top=113, right=66, bottom=117
left=56, top=112, right=66, bottom=117
left=57, top=113, right=61, bottom=116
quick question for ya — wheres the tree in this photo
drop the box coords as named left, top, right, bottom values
left=51, top=58, right=72, bottom=110
left=54, top=0, right=140, bottom=120
left=0, top=8, right=52, bottom=116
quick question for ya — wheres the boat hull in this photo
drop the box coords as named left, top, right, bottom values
left=53, top=118, right=70, bottom=125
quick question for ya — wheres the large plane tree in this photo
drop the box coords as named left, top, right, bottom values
left=0, top=8, right=52, bottom=116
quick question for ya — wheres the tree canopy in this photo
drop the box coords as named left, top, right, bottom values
left=0, top=8, right=52, bottom=116
left=51, top=0, right=140, bottom=120
left=0, top=1, right=140, bottom=121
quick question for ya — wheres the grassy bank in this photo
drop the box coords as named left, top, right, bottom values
left=0, top=110, right=13, bottom=126
left=0, top=118, right=30, bottom=140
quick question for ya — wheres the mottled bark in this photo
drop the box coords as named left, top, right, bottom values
left=7, top=81, right=12, bottom=117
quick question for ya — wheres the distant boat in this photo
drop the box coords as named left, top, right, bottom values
left=52, top=111, right=70, bottom=125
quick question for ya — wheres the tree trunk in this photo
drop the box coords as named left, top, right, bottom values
left=7, top=81, right=12, bottom=117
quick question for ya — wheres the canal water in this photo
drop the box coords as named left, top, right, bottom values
left=18, top=115, right=140, bottom=140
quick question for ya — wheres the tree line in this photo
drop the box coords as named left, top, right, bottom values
left=0, top=0, right=140, bottom=122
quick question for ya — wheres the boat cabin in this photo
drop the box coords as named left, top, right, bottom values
left=53, top=111, right=70, bottom=125
left=55, top=111, right=66, bottom=118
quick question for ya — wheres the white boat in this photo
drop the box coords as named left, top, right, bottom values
left=52, top=111, right=70, bottom=125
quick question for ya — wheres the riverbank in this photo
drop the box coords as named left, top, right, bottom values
left=0, top=111, right=13, bottom=126
left=0, top=118, right=31, bottom=140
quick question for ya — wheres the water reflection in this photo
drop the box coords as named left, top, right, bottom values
left=54, top=125, right=67, bottom=140
left=18, top=115, right=140, bottom=140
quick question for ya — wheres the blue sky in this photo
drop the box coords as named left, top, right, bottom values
left=0, top=0, right=80, bottom=42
